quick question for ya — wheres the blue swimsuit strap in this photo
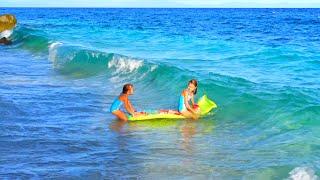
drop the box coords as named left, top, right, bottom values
left=179, top=90, right=192, bottom=112
left=110, top=98, right=123, bottom=112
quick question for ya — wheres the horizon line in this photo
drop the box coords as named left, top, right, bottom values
left=1, top=7, right=320, bottom=8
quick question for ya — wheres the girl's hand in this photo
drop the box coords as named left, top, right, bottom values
left=193, top=104, right=200, bottom=114
left=133, top=112, right=147, bottom=116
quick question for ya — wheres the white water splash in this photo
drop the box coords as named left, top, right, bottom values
left=107, top=56, right=143, bottom=74
left=150, top=65, right=157, bottom=72
left=48, top=42, right=62, bottom=62
left=289, top=167, right=318, bottom=180
left=0, top=30, right=13, bottom=38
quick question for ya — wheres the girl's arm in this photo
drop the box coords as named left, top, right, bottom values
left=183, top=91, right=196, bottom=114
left=191, top=94, right=195, bottom=106
left=128, top=100, right=136, bottom=112
left=124, top=98, right=135, bottom=116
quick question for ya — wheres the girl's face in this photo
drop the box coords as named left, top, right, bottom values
left=128, top=86, right=134, bottom=95
left=188, top=83, right=196, bottom=93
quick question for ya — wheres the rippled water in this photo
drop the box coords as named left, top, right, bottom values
left=0, top=8, right=319, bottom=179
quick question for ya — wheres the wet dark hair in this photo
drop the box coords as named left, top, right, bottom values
left=189, top=79, right=198, bottom=95
left=122, top=83, right=133, bottom=94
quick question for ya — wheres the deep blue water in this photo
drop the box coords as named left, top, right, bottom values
left=0, top=8, right=319, bottom=179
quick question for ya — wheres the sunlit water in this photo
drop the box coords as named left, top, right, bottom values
left=0, top=8, right=319, bottom=179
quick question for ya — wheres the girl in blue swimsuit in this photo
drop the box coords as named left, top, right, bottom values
left=178, top=79, right=199, bottom=119
left=110, top=83, right=139, bottom=121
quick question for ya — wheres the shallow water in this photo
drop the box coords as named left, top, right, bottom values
left=0, top=8, right=319, bottom=179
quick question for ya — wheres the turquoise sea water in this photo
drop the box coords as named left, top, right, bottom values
left=0, top=8, right=319, bottom=179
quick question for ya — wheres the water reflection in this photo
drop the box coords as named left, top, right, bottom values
left=110, top=118, right=215, bottom=153
left=180, top=120, right=197, bottom=153
left=109, top=119, right=126, bottom=134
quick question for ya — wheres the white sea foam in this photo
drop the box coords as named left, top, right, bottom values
left=48, top=42, right=62, bottom=62
left=150, top=65, right=157, bottom=72
left=107, top=55, right=143, bottom=74
left=0, top=30, right=13, bottom=38
left=289, top=167, right=318, bottom=180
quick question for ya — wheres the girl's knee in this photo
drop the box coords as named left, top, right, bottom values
left=112, top=111, right=128, bottom=121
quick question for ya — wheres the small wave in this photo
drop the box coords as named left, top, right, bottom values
left=48, top=41, right=157, bottom=80
left=107, top=55, right=159, bottom=84
left=9, top=26, right=320, bottom=129
left=288, top=167, right=318, bottom=180
left=11, top=27, right=50, bottom=52
left=107, top=55, right=143, bottom=74
left=49, top=44, right=113, bottom=77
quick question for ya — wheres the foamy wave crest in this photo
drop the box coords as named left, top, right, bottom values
left=107, top=55, right=160, bottom=83
left=48, top=44, right=114, bottom=77
left=288, top=167, right=318, bottom=180
left=48, top=42, right=63, bottom=62
left=107, top=55, right=143, bottom=74
left=0, top=30, right=13, bottom=38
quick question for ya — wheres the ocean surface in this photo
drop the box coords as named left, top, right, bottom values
left=0, top=8, right=319, bottom=179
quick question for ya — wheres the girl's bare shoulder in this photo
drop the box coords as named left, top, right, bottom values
left=118, top=94, right=128, bottom=101
left=181, top=89, right=187, bottom=96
